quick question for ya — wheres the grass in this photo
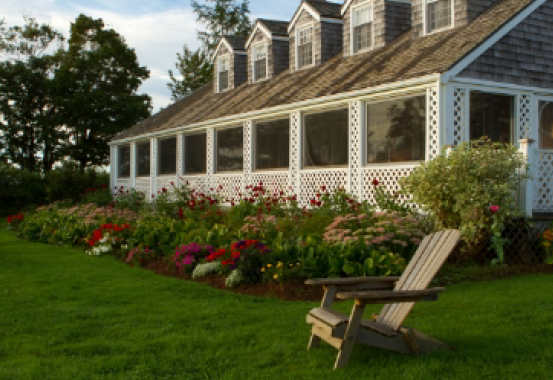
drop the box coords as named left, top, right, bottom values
left=1, top=228, right=553, bottom=380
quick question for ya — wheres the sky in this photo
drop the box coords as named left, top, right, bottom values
left=0, top=0, right=301, bottom=112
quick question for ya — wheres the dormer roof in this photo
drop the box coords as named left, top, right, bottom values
left=288, top=0, right=343, bottom=33
left=212, top=35, right=247, bottom=61
left=341, top=0, right=412, bottom=15
left=245, top=19, right=289, bottom=48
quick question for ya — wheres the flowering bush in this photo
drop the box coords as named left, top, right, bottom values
left=125, top=246, right=156, bottom=266
left=172, top=243, right=214, bottom=273
left=5, top=214, right=24, bottom=230
left=86, top=224, right=132, bottom=256
left=402, top=138, right=529, bottom=264
left=541, top=228, right=553, bottom=265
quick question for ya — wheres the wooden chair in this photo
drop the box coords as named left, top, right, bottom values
left=305, top=229, right=461, bottom=369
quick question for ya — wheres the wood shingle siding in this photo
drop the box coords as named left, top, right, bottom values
left=321, top=22, right=343, bottom=62
left=459, top=0, right=553, bottom=88
left=273, top=40, right=290, bottom=77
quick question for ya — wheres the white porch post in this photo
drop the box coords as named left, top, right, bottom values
left=244, top=120, right=253, bottom=187
left=290, top=112, right=302, bottom=197
left=426, top=86, right=441, bottom=161
left=130, top=142, right=136, bottom=189
left=349, top=101, right=363, bottom=199
left=206, top=127, right=215, bottom=190
left=150, top=138, right=157, bottom=198
left=177, top=133, right=184, bottom=188
left=519, top=138, right=535, bottom=217
left=110, top=145, right=118, bottom=194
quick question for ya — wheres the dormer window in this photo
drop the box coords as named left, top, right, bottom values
left=426, top=0, right=453, bottom=34
left=297, top=25, right=314, bottom=69
left=253, top=44, right=268, bottom=82
left=218, top=56, right=230, bottom=92
left=352, top=4, right=372, bottom=54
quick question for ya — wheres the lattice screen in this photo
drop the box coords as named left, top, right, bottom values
left=177, top=134, right=183, bottom=185
left=518, top=94, right=533, bottom=141
left=452, top=88, right=468, bottom=146
left=534, top=150, right=553, bottom=211
left=213, top=175, right=243, bottom=203
left=349, top=101, right=362, bottom=199
left=206, top=128, right=214, bottom=190
left=110, top=145, right=116, bottom=193
left=427, top=88, right=440, bottom=160
left=130, top=143, right=136, bottom=188
left=290, top=113, right=301, bottom=196
left=182, top=176, right=209, bottom=194
left=243, top=121, right=253, bottom=186
left=156, top=177, right=177, bottom=195
left=135, top=178, right=151, bottom=197
left=116, top=179, right=131, bottom=191
left=251, top=172, right=291, bottom=196
left=300, top=170, right=348, bottom=205
left=361, top=166, right=417, bottom=207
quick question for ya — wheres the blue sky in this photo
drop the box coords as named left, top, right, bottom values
left=1, top=0, right=303, bottom=112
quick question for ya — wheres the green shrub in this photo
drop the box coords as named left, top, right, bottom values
left=401, top=138, right=529, bottom=264
left=0, top=163, right=46, bottom=216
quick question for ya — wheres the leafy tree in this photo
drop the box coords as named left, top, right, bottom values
left=168, top=45, right=213, bottom=101
left=192, top=0, right=252, bottom=55
left=55, top=14, right=152, bottom=171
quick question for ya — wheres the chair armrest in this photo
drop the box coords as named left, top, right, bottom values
left=335, top=288, right=446, bottom=305
left=305, top=277, right=401, bottom=286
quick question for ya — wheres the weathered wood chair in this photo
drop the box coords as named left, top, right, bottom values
left=305, top=229, right=461, bottom=369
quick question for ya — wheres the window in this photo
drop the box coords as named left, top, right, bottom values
left=253, top=44, right=267, bottom=82
left=217, top=127, right=243, bottom=172
left=118, top=145, right=130, bottom=178
left=218, top=56, right=229, bottom=92
left=352, top=5, right=372, bottom=53
left=539, top=101, right=553, bottom=150
left=184, top=133, right=207, bottom=174
left=158, top=137, right=177, bottom=175
left=136, top=141, right=151, bottom=177
left=297, top=26, right=313, bottom=68
left=303, top=108, right=349, bottom=167
left=427, top=0, right=452, bottom=34
left=470, top=91, right=514, bottom=144
left=366, top=96, right=426, bottom=164
left=255, top=119, right=289, bottom=170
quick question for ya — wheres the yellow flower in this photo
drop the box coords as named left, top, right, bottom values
left=261, top=267, right=265, bottom=272
left=277, top=262, right=283, bottom=268
left=289, top=264, right=293, bottom=268
left=274, top=274, right=278, bottom=279
left=267, top=264, right=272, bottom=268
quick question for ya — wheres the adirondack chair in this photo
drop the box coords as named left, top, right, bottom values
left=305, top=229, right=461, bottom=369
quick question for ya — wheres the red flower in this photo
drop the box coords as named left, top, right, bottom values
left=490, top=206, right=500, bottom=213
left=321, top=185, right=327, bottom=191
left=371, top=178, right=379, bottom=187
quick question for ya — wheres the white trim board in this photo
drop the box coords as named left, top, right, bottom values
left=442, top=0, right=547, bottom=83
left=288, top=3, right=321, bottom=32
left=246, top=22, right=272, bottom=48
left=211, top=38, right=246, bottom=62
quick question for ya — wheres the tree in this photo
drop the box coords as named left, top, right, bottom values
left=55, top=14, right=152, bottom=171
left=167, top=45, right=213, bottom=101
left=192, top=0, right=252, bottom=55
left=0, top=16, right=66, bottom=172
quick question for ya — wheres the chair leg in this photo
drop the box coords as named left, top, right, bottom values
left=308, top=334, right=321, bottom=350
left=334, top=302, right=365, bottom=370
left=308, top=285, right=337, bottom=351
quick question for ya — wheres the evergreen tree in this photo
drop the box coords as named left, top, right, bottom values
left=167, top=45, right=213, bottom=101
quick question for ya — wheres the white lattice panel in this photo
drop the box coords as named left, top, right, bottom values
left=300, top=170, right=348, bottom=206
left=130, top=143, right=136, bottom=188
left=156, top=177, right=177, bottom=196
left=182, top=176, right=208, bottom=195
left=206, top=128, right=214, bottom=190
left=518, top=94, right=532, bottom=141
left=244, top=121, right=252, bottom=186
left=110, top=145, right=116, bottom=193
left=251, top=172, right=291, bottom=196
left=290, top=113, right=301, bottom=196
left=177, top=134, right=183, bottom=180
left=361, top=166, right=417, bottom=207
left=427, top=88, right=440, bottom=160
left=135, top=178, right=151, bottom=197
left=534, top=150, right=553, bottom=211
left=116, top=179, right=131, bottom=192
left=213, top=175, right=243, bottom=203
left=452, top=88, right=468, bottom=146
left=349, top=101, right=362, bottom=199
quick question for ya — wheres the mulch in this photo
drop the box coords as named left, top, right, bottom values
left=140, top=259, right=553, bottom=302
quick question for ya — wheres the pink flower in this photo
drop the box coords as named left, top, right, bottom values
left=490, top=206, right=500, bottom=213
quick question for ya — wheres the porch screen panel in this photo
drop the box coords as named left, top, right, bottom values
left=303, top=108, right=349, bottom=167
left=255, top=119, right=290, bottom=170
left=366, top=96, right=426, bottom=164
left=469, top=91, right=514, bottom=144
left=118, top=145, right=131, bottom=178
left=136, top=142, right=151, bottom=177
left=539, top=101, right=553, bottom=150
left=217, top=127, right=244, bottom=172
left=184, top=133, right=207, bottom=174
left=158, top=137, right=177, bottom=175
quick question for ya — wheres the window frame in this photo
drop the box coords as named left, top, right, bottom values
left=302, top=106, right=350, bottom=169
left=295, top=23, right=315, bottom=70
left=117, top=145, right=131, bottom=178
left=350, top=2, right=374, bottom=55
left=468, top=90, right=516, bottom=145
left=156, top=136, right=178, bottom=176
left=183, top=132, right=208, bottom=176
left=363, top=94, right=428, bottom=167
left=424, top=0, right=454, bottom=36
left=215, top=125, right=244, bottom=174
left=135, top=140, right=151, bottom=177
left=217, top=55, right=230, bottom=92
left=253, top=117, right=291, bottom=172
left=537, top=95, right=553, bottom=150
left=252, top=42, right=269, bottom=82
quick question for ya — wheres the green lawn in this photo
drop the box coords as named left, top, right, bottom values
left=1, top=229, right=553, bottom=380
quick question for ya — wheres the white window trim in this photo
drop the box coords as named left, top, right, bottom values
left=350, top=2, right=374, bottom=56
left=295, top=23, right=315, bottom=71
left=252, top=42, right=269, bottom=83
left=217, top=54, right=230, bottom=93
left=423, top=0, right=455, bottom=36
left=537, top=96, right=553, bottom=151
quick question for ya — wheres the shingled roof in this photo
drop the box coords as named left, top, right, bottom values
left=223, top=35, right=247, bottom=51
left=113, top=0, right=536, bottom=142
left=305, top=0, right=343, bottom=18
left=258, top=19, right=289, bottom=37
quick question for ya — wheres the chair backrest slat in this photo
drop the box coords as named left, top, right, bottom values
left=377, top=230, right=460, bottom=331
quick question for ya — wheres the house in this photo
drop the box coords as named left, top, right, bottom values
left=110, top=0, right=553, bottom=216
